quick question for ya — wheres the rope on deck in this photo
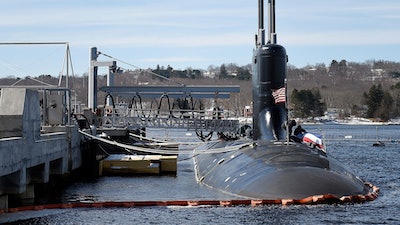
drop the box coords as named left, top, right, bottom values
left=79, top=130, right=253, bottom=155
left=128, top=132, right=200, bottom=146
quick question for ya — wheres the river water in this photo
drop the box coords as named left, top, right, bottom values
left=1, top=125, right=400, bottom=224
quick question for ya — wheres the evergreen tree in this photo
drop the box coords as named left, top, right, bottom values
left=363, top=84, right=384, bottom=118
left=236, top=67, right=251, bottom=80
left=362, top=84, right=393, bottom=121
left=291, top=88, right=326, bottom=118
left=376, top=92, right=393, bottom=121
left=219, top=64, right=228, bottom=79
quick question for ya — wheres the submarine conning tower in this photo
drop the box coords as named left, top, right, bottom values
left=252, top=0, right=288, bottom=141
left=193, top=0, right=379, bottom=203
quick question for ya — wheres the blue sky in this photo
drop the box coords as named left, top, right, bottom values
left=1, top=0, right=400, bottom=78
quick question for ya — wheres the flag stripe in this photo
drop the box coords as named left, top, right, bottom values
left=272, top=87, right=286, bottom=103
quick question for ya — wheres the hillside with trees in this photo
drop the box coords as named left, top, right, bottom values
left=286, top=60, right=400, bottom=121
left=1, top=59, right=400, bottom=121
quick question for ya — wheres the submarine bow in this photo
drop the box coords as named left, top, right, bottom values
left=193, top=0, right=378, bottom=203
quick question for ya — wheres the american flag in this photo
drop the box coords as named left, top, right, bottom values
left=272, top=87, right=286, bottom=104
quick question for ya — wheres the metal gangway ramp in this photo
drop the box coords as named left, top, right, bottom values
left=99, top=85, right=241, bottom=132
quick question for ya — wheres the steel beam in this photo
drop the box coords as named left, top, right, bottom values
left=115, top=92, right=232, bottom=99
left=100, top=85, right=240, bottom=95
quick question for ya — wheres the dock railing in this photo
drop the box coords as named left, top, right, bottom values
left=101, top=107, right=240, bottom=132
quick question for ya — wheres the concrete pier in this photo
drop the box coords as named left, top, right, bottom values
left=0, top=88, right=82, bottom=210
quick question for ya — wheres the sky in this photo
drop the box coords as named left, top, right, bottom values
left=1, top=0, right=400, bottom=78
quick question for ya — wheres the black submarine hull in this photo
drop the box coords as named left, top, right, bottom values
left=192, top=0, right=378, bottom=203
left=194, top=140, right=369, bottom=200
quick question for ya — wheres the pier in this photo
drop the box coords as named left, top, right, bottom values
left=0, top=46, right=242, bottom=211
left=0, top=88, right=82, bottom=210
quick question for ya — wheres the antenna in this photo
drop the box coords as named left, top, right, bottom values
left=257, top=0, right=277, bottom=46
left=268, top=0, right=277, bottom=44
left=256, top=0, right=265, bottom=46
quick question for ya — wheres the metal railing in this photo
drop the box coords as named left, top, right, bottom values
left=100, top=107, right=240, bottom=132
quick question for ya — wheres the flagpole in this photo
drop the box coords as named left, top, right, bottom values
left=285, top=78, right=289, bottom=145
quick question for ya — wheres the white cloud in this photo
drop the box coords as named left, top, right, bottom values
left=142, top=56, right=208, bottom=63
left=90, top=33, right=251, bottom=48
left=281, top=29, right=400, bottom=46
left=1, top=0, right=400, bottom=76
left=0, top=2, right=254, bottom=29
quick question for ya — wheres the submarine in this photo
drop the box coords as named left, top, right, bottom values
left=193, top=0, right=378, bottom=203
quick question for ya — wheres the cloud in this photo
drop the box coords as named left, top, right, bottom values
left=0, top=1, right=254, bottom=29
left=142, top=56, right=209, bottom=63
left=0, top=0, right=255, bottom=49
left=75, top=32, right=252, bottom=48
left=1, top=0, right=400, bottom=76
left=281, top=29, right=400, bottom=46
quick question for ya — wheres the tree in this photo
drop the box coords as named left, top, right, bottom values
left=219, top=64, right=228, bottom=79
left=363, top=84, right=394, bottom=121
left=291, top=88, right=326, bottom=118
left=166, top=65, right=173, bottom=78
left=329, top=59, right=347, bottom=76
left=236, top=67, right=251, bottom=80
left=376, top=92, right=393, bottom=121
left=362, top=84, right=385, bottom=118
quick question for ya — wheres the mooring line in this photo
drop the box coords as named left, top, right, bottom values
left=79, top=130, right=251, bottom=155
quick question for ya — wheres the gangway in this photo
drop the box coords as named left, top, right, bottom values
left=99, top=85, right=241, bottom=133
left=101, top=110, right=239, bottom=132
left=87, top=47, right=242, bottom=135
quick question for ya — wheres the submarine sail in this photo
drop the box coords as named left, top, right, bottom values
left=193, top=0, right=378, bottom=203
